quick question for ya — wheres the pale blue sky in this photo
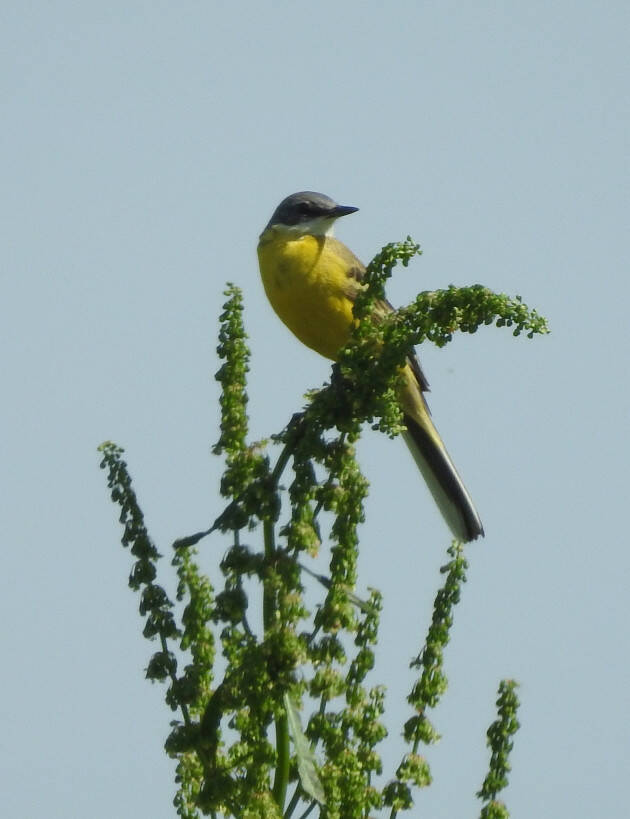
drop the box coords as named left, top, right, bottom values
left=2, top=2, right=629, bottom=817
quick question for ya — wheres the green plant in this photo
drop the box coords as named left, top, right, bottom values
left=99, top=239, right=545, bottom=817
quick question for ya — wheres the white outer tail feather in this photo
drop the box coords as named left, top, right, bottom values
left=401, top=427, right=484, bottom=542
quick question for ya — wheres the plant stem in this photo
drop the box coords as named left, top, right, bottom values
left=263, top=506, right=290, bottom=811
left=296, top=800, right=317, bottom=819
left=283, top=784, right=303, bottom=818
left=273, top=708, right=290, bottom=811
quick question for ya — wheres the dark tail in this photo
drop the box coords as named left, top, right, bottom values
left=402, top=412, right=484, bottom=542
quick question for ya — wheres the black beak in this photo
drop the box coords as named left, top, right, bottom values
left=332, top=204, right=359, bottom=218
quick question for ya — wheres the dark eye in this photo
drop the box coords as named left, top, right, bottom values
left=298, top=202, right=312, bottom=215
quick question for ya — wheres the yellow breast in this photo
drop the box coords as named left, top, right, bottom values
left=257, top=232, right=356, bottom=361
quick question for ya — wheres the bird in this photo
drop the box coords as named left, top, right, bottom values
left=257, top=191, right=483, bottom=542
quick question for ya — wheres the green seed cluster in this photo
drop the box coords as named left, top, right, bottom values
left=99, top=242, right=537, bottom=817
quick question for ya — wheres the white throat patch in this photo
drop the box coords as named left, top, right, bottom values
left=275, top=215, right=337, bottom=237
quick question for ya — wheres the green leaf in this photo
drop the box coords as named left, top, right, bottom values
left=283, top=692, right=326, bottom=806
left=172, top=529, right=212, bottom=550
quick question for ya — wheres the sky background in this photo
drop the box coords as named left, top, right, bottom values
left=2, top=2, right=629, bottom=817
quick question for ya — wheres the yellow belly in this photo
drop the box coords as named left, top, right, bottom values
left=257, top=233, right=355, bottom=361
left=258, top=230, right=440, bottom=446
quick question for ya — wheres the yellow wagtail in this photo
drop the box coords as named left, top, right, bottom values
left=257, top=191, right=483, bottom=542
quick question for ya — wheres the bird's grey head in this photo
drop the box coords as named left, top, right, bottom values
left=264, top=191, right=359, bottom=236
